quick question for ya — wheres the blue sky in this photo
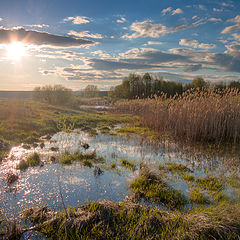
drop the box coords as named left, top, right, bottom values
left=0, top=0, right=240, bottom=90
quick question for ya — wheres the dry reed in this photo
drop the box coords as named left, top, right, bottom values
left=115, top=88, right=240, bottom=143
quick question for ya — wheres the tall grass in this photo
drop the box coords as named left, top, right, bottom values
left=115, top=88, right=240, bottom=143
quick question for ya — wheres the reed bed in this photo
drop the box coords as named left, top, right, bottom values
left=115, top=88, right=240, bottom=143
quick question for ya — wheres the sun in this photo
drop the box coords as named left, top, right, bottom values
left=6, top=42, right=26, bottom=60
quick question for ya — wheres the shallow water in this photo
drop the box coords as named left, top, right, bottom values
left=0, top=129, right=239, bottom=221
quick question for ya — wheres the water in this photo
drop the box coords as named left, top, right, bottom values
left=0, top=129, right=239, bottom=223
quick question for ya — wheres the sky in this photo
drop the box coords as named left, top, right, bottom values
left=0, top=0, right=240, bottom=90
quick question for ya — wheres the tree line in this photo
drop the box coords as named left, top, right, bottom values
left=108, top=73, right=240, bottom=99
left=32, top=74, right=240, bottom=105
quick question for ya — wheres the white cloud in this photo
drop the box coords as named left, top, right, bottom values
left=68, top=30, right=103, bottom=39
left=221, top=2, right=234, bottom=8
left=145, top=41, right=164, bottom=46
left=213, top=8, right=223, bottom=12
left=91, top=50, right=111, bottom=58
left=26, top=24, right=49, bottom=28
left=198, top=43, right=216, bottom=49
left=192, top=16, right=198, bottom=20
left=179, top=39, right=216, bottom=49
left=161, top=7, right=172, bottom=15
left=208, top=18, right=222, bottom=22
left=179, top=39, right=199, bottom=48
left=117, top=17, right=127, bottom=23
left=0, top=18, right=2, bottom=22
left=63, top=16, right=90, bottom=24
left=192, top=18, right=208, bottom=27
left=221, top=24, right=240, bottom=34
left=232, top=33, right=240, bottom=42
left=227, top=15, right=240, bottom=23
left=122, top=20, right=187, bottom=39
left=198, top=5, right=206, bottom=10
left=172, top=8, right=183, bottom=15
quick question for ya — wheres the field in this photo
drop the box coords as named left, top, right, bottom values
left=0, top=92, right=240, bottom=240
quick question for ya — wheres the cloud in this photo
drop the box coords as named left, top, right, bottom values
left=213, top=8, right=223, bottom=12
left=68, top=30, right=103, bottom=39
left=0, top=28, right=94, bottom=47
left=144, top=41, right=164, bottom=46
left=227, top=15, right=240, bottom=23
left=0, top=18, right=2, bottom=22
left=172, top=8, right=183, bottom=15
left=179, top=39, right=216, bottom=49
left=232, top=33, right=240, bottom=42
left=63, top=16, right=90, bottom=24
left=179, top=39, right=199, bottom=48
left=183, top=64, right=202, bottom=72
left=221, top=24, right=240, bottom=34
left=198, top=5, right=207, bottom=10
left=225, top=44, right=240, bottom=53
left=161, top=7, right=172, bottom=15
left=117, top=17, right=127, bottom=23
left=161, top=7, right=183, bottom=15
left=208, top=18, right=222, bottom=22
left=210, top=52, right=240, bottom=73
left=91, top=50, right=111, bottom=58
left=122, top=20, right=187, bottom=39
left=221, top=2, right=234, bottom=7
left=26, top=24, right=49, bottom=28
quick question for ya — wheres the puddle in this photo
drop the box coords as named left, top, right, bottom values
left=0, top=129, right=239, bottom=220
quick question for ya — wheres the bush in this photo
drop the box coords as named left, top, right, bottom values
left=32, top=85, right=75, bottom=106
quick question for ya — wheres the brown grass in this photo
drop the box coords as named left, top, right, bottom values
left=115, top=88, right=240, bottom=143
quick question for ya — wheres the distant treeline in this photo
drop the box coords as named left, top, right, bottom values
left=109, top=73, right=240, bottom=99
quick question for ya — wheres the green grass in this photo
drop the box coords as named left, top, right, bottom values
left=23, top=200, right=240, bottom=240
left=129, top=167, right=187, bottom=209
left=111, top=162, right=117, bottom=169
left=16, top=160, right=29, bottom=170
left=0, top=98, right=132, bottom=145
left=159, top=162, right=193, bottom=174
left=26, top=152, right=41, bottom=167
left=120, top=159, right=136, bottom=171
left=196, top=176, right=223, bottom=191
left=190, top=187, right=209, bottom=204
left=60, top=152, right=104, bottom=167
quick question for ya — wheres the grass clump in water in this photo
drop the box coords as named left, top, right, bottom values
left=129, top=167, right=187, bottom=209
left=60, top=154, right=73, bottom=165
left=16, top=160, right=29, bottom=170
left=111, top=162, right=117, bottom=169
left=120, top=159, right=136, bottom=171
left=26, top=152, right=41, bottom=167
left=60, top=151, right=104, bottom=167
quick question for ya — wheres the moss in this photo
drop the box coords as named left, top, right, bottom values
left=26, top=152, right=41, bottom=167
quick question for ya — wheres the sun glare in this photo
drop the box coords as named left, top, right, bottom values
left=6, top=42, right=26, bottom=60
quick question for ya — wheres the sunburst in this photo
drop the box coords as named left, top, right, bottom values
left=6, top=42, right=26, bottom=60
